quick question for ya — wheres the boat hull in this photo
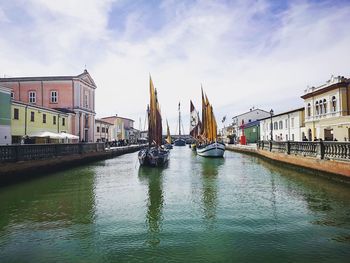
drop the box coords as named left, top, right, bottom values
left=197, top=142, right=225, bottom=157
left=174, top=139, right=186, bottom=146
left=138, top=147, right=169, bottom=167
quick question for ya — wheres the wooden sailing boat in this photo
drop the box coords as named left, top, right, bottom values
left=189, top=100, right=201, bottom=151
left=174, top=102, right=186, bottom=146
left=196, top=88, right=225, bottom=157
left=138, top=76, right=169, bottom=166
left=164, top=120, right=173, bottom=149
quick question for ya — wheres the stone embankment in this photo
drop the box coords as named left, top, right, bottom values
left=226, top=141, right=350, bottom=178
left=0, top=143, right=146, bottom=184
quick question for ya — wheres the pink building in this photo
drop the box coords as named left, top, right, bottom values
left=0, top=70, right=96, bottom=142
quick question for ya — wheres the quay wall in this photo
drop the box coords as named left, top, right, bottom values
left=0, top=144, right=146, bottom=185
left=225, top=143, right=350, bottom=178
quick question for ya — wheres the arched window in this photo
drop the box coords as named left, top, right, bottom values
left=319, top=100, right=323, bottom=114
left=307, top=103, right=311, bottom=117
left=323, top=99, right=327, bottom=114
left=332, top=96, right=336, bottom=112
left=315, top=101, right=319, bottom=115
left=274, top=122, right=278, bottom=130
left=279, top=121, right=283, bottom=129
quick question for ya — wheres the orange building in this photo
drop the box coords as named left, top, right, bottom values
left=0, top=70, right=96, bottom=142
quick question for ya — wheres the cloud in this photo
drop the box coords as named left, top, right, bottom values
left=0, top=0, right=349, bottom=132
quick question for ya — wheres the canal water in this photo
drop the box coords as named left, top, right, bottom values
left=0, top=147, right=350, bottom=262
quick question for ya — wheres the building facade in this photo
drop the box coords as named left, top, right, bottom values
left=260, top=108, right=305, bottom=141
left=101, top=115, right=135, bottom=141
left=0, top=86, right=11, bottom=145
left=301, top=76, right=350, bottom=141
left=232, top=108, right=270, bottom=141
left=0, top=70, right=96, bottom=142
left=95, top=119, right=111, bottom=142
left=11, top=100, right=70, bottom=144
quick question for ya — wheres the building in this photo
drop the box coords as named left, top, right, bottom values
left=232, top=108, right=270, bottom=141
left=11, top=100, right=70, bottom=144
left=0, top=70, right=97, bottom=142
left=240, top=120, right=260, bottom=143
left=301, top=75, right=350, bottom=141
left=95, top=119, right=111, bottom=142
left=0, top=86, right=11, bottom=145
left=260, top=107, right=305, bottom=141
left=101, top=115, right=135, bottom=141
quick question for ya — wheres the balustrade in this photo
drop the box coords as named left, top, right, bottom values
left=0, top=143, right=105, bottom=163
left=257, top=140, right=350, bottom=162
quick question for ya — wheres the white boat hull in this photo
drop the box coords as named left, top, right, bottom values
left=197, top=142, right=225, bottom=157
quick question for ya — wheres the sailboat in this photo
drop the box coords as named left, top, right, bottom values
left=189, top=100, right=201, bottom=151
left=196, top=88, right=225, bottom=157
left=164, top=120, right=173, bottom=149
left=138, top=76, right=169, bottom=167
left=174, top=102, right=186, bottom=146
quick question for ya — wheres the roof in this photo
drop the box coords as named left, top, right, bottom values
left=0, top=70, right=96, bottom=88
left=53, top=108, right=76, bottom=114
left=101, top=115, right=135, bottom=122
left=232, top=108, right=270, bottom=119
left=12, top=100, right=69, bottom=116
left=301, top=76, right=349, bottom=99
left=95, top=119, right=113, bottom=125
left=259, top=107, right=305, bottom=121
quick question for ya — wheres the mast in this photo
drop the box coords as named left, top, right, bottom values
left=178, top=102, right=181, bottom=137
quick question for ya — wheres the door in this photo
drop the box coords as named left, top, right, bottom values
left=324, top=128, right=333, bottom=141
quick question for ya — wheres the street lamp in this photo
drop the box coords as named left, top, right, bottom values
left=270, top=109, right=274, bottom=141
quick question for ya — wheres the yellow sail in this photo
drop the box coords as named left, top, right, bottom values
left=200, top=89, right=218, bottom=143
left=166, top=120, right=171, bottom=144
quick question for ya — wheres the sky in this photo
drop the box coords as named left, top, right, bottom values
left=0, top=0, right=350, bottom=133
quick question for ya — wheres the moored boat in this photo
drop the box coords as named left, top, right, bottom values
left=174, top=102, right=186, bottom=146
left=195, top=87, right=225, bottom=158
left=138, top=76, right=169, bottom=167
left=164, top=120, right=173, bottom=149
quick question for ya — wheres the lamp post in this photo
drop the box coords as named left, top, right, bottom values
left=270, top=109, right=274, bottom=141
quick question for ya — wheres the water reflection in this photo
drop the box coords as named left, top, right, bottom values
left=0, top=166, right=96, bottom=231
left=138, top=167, right=165, bottom=247
left=200, top=158, right=224, bottom=228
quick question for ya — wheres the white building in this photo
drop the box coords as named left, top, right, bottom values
left=301, top=75, right=350, bottom=141
left=95, top=119, right=111, bottom=142
left=232, top=108, right=270, bottom=139
left=260, top=107, right=305, bottom=141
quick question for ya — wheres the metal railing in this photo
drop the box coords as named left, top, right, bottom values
left=257, top=140, right=350, bottom=162
left=0, top=143, right=105, bottom=163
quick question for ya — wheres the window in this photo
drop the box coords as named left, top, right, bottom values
left=285, top=119, right=288, bottom=129
left=50, top=91, right=58, bottom=103
left=84, top=93, right=88, bottom=108
left=315, top=101, right=319, bottom=115
left=279, top=121, right=283, bottom=129
left=323, top=99, right=327, bottom=113
left=53, top=116, right=57, bottom=125
left=286, top=134, right=288, bottom=141
left=292, top=134, right=295, bottom=141
left=30, top=112, right=35, bottom=122
left=29, top=91, right=36, bottom=103
left=97, top=126, right=100, bottom=132
left=319, top=100, right=323, bottom=114
left=62, top=118, right=65, bottom=126
left=274, top=122, right=278, bottom=130
left=106, top=128, right=108, bottom=133
left=307, top=103, right=311, bottom=117
left=332, top=96, right=336, bottom=112
left=11, top=92, right=14, bottom=99
left=43, top=114, right=46, bottom=123
left=291, top=118, right=295, bottom=128
left=102, top=127, right=105, bottom=133
left=13, top=108, right=19, bottom=120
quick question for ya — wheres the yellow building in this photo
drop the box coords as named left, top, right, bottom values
left=301, top=75, right=350, bottom=142
left=11, top=100, right=72, bottom=144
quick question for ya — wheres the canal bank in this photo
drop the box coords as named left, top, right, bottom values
left=226, top=142, right=350, bottom=179
left=0, top=144, right=146, bottom=185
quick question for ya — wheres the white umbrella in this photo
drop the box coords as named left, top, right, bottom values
left=60, top=132, right=79, bottom=139
left=28, top=131, right=65, bottom=139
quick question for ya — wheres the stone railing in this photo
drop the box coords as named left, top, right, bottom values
left=257, top=140, right=350, bottom=162
left=0, top=143, right=106, bottom=163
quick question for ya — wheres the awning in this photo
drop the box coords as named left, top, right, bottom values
left=27, top=131, right=65, bottom=139
left=60, top=132, right=79, bottom=139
